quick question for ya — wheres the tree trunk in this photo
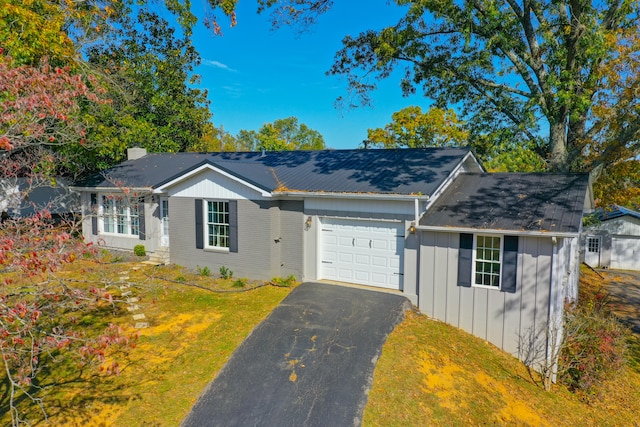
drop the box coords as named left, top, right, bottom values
left=549, top=120, right=568, bottom=172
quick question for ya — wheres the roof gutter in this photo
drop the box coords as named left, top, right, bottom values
left=69, top=186, right=153, bottom=193
left=415, top=224, right=580, bottom=239
left=274, top=191, right=431, bottom=202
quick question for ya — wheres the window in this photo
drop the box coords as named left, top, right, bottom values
left=587, top=237, right=600, bottom=253
left=102, top=195, right=140, bottom=236
left=206, top=201, right=230, bottom=249
left=473, top=235, right=502, bottom=288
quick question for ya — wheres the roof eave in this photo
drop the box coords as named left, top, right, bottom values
left=416, top=224, right=580, bottom=238
left=70, top=186, right=153, bottom=193
left=274, top=191, right=431, bottom=201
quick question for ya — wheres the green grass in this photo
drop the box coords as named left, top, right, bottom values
left=3, top=261, right=640, bottom=426
left=363, top=268, right=640, bottom=426
left=0, top=261, right=292, bottom=426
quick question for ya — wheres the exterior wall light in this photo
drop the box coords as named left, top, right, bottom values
left=409, top=222, right=417, bottom=234
left=305, top=216, right=313, bottom=229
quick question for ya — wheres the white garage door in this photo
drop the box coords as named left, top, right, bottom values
left=320, top=218, right=404, bottom=289
left=611, top=236, right=640, bottom=271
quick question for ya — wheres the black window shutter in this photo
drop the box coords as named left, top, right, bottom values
left=195, top=199, right=204, bottom=249
left=90, top=193, right=98, bottom=235
left=228, top=200, right=238, bottom=253
left=138, top=199, right=146, bottom=241
left=457, top=233, right=473, bottom=287
left=501, top=236, right=519, bottom=293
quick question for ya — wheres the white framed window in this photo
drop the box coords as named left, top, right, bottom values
left=473, top=235, right=503, bottom=288
left=101, top=195, right=140, bottom=236
left=206, top=200, right=230, bottom=249
left=587, top=237, right=600, bottom=253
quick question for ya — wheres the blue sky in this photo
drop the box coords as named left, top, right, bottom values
left=191, top=1, right=427, bottom=150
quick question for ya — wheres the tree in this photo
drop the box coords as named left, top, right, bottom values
left=365, top=106, right=468, bottom=149
left=187, top=124, right=239, bottom=152
left=0, top=53, right=134, bottom=427
left=235, top=117, right=326, bottom=151
left=84, top=8, right=211, bottom=167
left=212, top=1, right=640, bottom=205
left=328, top=1, right=640, bottom=173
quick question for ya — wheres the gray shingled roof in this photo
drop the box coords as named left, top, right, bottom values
left=77, top=148, right=473, bottom=196
left=421, top=173, right=590, bottom=234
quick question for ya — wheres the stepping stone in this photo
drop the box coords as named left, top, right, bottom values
left=126, top=305, right=140, bottom=312
left=119, top=284, right=130, bottom=290
left=133, top=313, right=146, bottom=321
left=119, top=276, right=130, bottom=281
left=135, top=322, right=149, bottom=329
left=127, top=297, right=139, bottom=303
left=121, top=291, right=132, bottom=297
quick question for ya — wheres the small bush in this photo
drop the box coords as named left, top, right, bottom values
left=270, top=274, right=297, bottom=287
left=133, top=244, right=146, bottom=257
left=174, top=275, right=186, bottom=283
left=219, top=266, right=233, bottom=279
left=197, top=266, right=211, bottom=277
left=559, top=289, right=629, bottom=396
left=232, top=278, right=247, bottom=288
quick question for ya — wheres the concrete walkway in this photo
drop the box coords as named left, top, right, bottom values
left=181, top=282, right=410, bottom=427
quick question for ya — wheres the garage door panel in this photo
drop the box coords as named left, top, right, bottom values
left=355, top=254, right=370, bottom=265
left=371, top=256, right=387, bottom=267
left=320, top=218, right=404, bottom=290
left=611, top=236, right=640, bottom=270
left=338, top=252, right=354, bottom=263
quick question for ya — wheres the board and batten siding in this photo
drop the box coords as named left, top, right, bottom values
left=169, top=197, right=304, bottom=281
left=166, top=168, right=267, bottom=200
left=418, top=231, right=553, bottom=359
left=597, top=216, right=640, bottom=237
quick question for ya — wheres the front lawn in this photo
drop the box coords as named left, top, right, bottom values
left=3, top=259, right=639, bottom=426
left=0, top=259, right=293, bottom=426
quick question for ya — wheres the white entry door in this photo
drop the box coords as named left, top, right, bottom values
left=160, top=198, right=169, bottom=247
left=320, top=218, right=404, bottom=289
left=584, top=236, right=601, bottom=267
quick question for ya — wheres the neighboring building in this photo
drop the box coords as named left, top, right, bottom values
left=72, top=147, right=592, bottom=369
left=584, top=205, right=640, bottom=271
left=0, top=177, right=79, bottom=219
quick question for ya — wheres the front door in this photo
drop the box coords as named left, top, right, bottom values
left=160, top=198, right=169, bottom=246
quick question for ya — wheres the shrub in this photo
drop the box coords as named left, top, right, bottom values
left=558, top=289, right=629, bottom=396
left=133, top=244, right=146, bottom=257
left=197, top=266, right=211, bottom=277
left=219, top=266, right=233, bottom=279
left=232, top=278, right=248, bottom=288
left=270, top=274, right=297, bottom=287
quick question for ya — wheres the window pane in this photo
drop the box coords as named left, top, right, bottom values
left=206, top=201, right=230, bottom=248
left=474, top=235, right=501, bottom=287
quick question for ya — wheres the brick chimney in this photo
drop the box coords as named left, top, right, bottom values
left=127, top=147, right=147, bottom=160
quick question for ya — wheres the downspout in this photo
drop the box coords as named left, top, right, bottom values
left=549, top=236, right=561, bottom=384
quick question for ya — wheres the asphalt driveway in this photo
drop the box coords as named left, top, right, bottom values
left=181, top=282, right=410, bottom=427
left=600, top=269, right=640, bottom=336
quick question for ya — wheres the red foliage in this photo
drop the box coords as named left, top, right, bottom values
left=0, top=54, right=107, bottom=153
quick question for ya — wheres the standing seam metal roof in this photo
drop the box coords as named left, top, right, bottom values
left=76, top=148, right=473, bottom=196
